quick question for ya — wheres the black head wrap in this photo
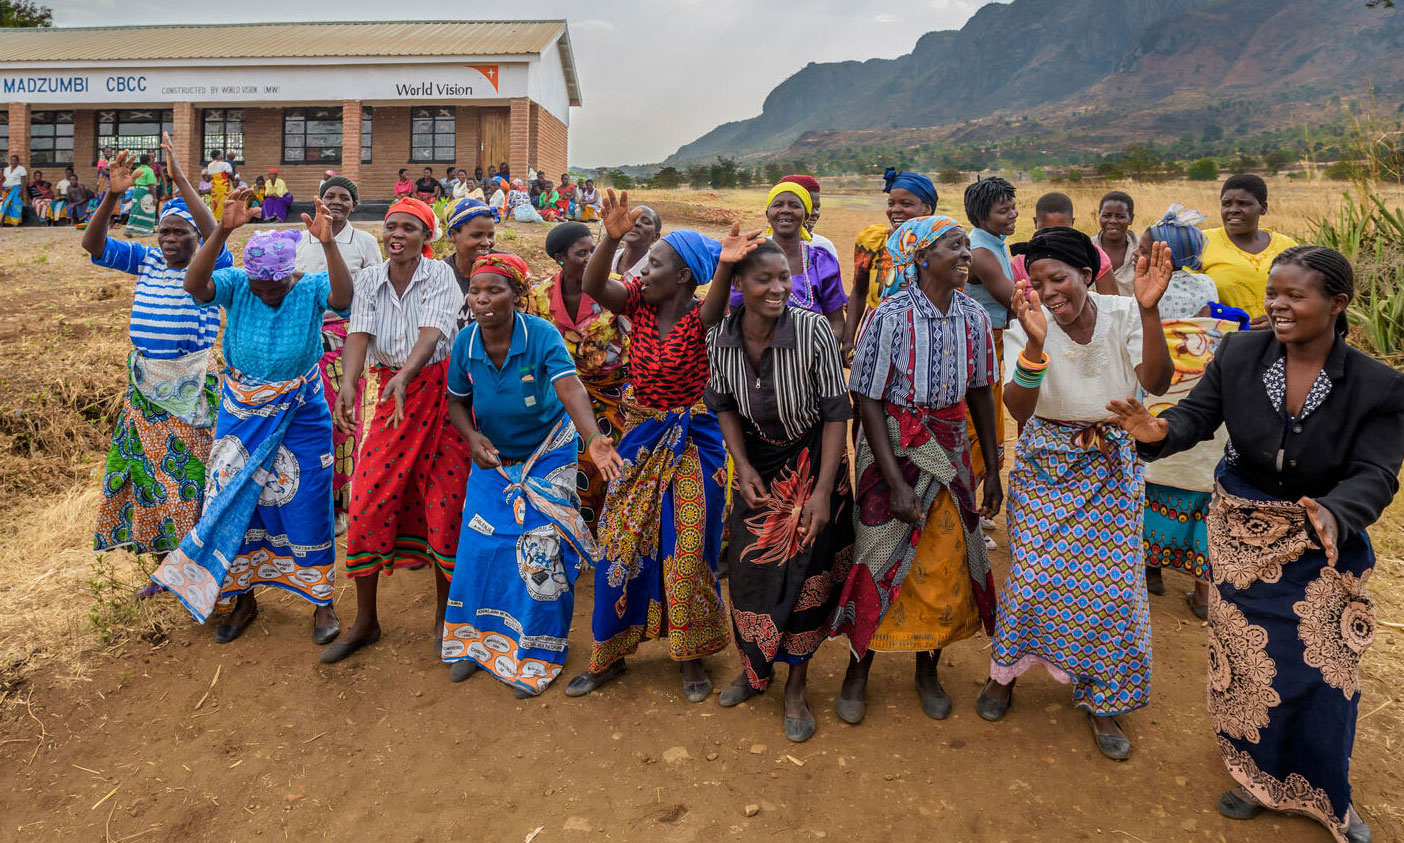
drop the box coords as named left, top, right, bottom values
left=319, top=175, right=359, bottom=205
left=545, top=221, right=592, bottom=260
left=1010, top=226, right=1100, bottom=274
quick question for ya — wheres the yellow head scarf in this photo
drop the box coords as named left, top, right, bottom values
left=763, top=182, right=813, bottom=241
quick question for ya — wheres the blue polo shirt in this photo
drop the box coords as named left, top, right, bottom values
left=447, top=311, right=577, bottom=460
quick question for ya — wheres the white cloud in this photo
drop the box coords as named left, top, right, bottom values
left=873, top=13, right=900, bottom=23
left=572, top=18, right=616, bottom=31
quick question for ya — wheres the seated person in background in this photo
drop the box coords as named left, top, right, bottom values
left=394, top=168, right=413, bottom=199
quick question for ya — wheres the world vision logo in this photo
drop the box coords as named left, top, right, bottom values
left=469, top=65, right=499, bottom=92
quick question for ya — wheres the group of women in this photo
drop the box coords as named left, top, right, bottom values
left=85, top=150, right=1402, bottom=841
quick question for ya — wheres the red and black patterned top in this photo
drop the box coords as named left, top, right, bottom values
left=622, top=279, right=708, bottom=410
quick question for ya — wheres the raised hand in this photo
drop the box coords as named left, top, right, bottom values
left=1134, top=240, right=1173, bottom=311
left=302, top=196, right=333, bottom=243
left=1010, top=278, right=1048, bottom=350
left=1105, top=398, right=1169, bottom=444
left=220, top=186, right=262, bottom=230
left=601, top=189, right=641, bottom=240
left=719, top=221, right=766, bottom=264
left=159, top=131, right=183, bottom=180
left=107, top=150, right=137, bottom=195
left=1299, top=496, right=1339, bottom=565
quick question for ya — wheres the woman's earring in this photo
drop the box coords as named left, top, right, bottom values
left=920, top=262, right=929, bottom=268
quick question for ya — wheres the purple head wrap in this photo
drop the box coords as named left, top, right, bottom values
left=243, top=229, right=302, bottom=281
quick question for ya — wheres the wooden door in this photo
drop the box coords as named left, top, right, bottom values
left=479, top=109, right=510, bottom=170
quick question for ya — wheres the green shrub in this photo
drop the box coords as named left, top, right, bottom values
left=1187, top=158, right=1219, bottom=181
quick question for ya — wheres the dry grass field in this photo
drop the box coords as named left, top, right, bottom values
left=1, top=179, right=1402, bottom=842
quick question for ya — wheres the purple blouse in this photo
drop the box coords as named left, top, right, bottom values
left=729, top=242, right=847, bottom=315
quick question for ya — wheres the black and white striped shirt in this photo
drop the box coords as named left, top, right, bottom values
left=348, top=257, right=462, bottom=369
left=705, top=306, right=851, bottom=442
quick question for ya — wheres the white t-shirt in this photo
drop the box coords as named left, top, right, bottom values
left=1004, top=292, right=1144, bottom=422
left=3, top=165, right=26, bottom=188
left=809, top=232, right=839, bottom=263
left=294, top=223, right=384, bottom=276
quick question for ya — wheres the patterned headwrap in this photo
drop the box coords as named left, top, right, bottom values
left=763, top=181, right=813, bottom=241
left=242, top=229, right=302, bottom=281
left=886, top=215, right=963, bottom=285
left=158, top=197, right=198, bottom=234
left=471, top=253, right=531, bottom=296
left=1010, top=226, right=1101, bottom=274
left=447, top=197, right=499, bottom=232
left=385, top=197, right=440, bottom=258
left=883, top=168, right=938, bottom=210
left=660, top=230, right=722, bottom=284
left=1147, top=203, right=1208, bottom=271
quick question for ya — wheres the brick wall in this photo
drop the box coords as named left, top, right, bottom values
left=71, top=109, right=95, bottom=176
left=6, top=103, right=29, bottom=172
left=509, top=98, right=530, bottom=183
left=534, top=107, right=569, bottom=181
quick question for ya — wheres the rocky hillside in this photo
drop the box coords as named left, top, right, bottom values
left=668, top=0, right=1404, bottom=163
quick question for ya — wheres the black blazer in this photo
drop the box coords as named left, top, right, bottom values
left=1141, top=329, right=1404, bottom=537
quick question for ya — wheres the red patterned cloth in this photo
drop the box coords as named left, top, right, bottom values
left=345, top=358, right=472, bottom=576
left=620, top=279, right=708, bottom=410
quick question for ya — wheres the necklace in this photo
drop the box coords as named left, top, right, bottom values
left=789, top=243, right=817, bottom=311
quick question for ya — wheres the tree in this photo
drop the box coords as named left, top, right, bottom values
left=1121, top=144, right=1158, bottom=180
left=651, top=166, right=683, bottom=189
left=762, top=161, right=787, bottom=185
left=1187, top=158, right=1219, bottom=181
left=736, top=166, right=753, bottom=188
left=937, top=167, right=964, bottom=184
left=709, top=156, right=738, bottom=189
left=685, top=165, right=709, bottom=188
left=600, top=169, right=634, bottom=190
left=0, top=1, right=51, bottom=26
left=1028, top=166, right=1047, bottom=182
left=1263, top=148, right=1297, bottom=174
left=1230, top=154, right=1259, bottom=172
left=1065, top=169, right=1083, bottom=183
left=1201, top=124, right=1224, bottom=143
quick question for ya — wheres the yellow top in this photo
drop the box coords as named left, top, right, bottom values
left=265, top=177, right=289, bottom=198
left=1199, top=227, right=1298, bottom=318
left=854, top=223, right=894, bottom=311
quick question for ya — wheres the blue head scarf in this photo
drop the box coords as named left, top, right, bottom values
left=883, top=168, right=938, bottom=211
left=1147, top=203, right=1207, bottom=271
left=159, top=197, right=198, bottom=236
left=447, top=197, right=499, bottom=231
left=886, top=215, right=963, bottom=286
left=660, top=230, right=722, bottom=284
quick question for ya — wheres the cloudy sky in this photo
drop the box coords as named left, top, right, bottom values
left=54, top=1, right=1000, bottom=167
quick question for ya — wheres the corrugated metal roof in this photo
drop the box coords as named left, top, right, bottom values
left=0, top=20, right=566, bottom=62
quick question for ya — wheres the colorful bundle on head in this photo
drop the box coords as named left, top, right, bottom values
left=448, top=197, right=499, bottom=231
left=472, top=253, right=531, bottom=295
left=1148, top=203, right=1208, bottom=271
left=882, top=168, right=938, bottom=209
left=242, top=229, right=302, bottom=280
left=385, top=197, right=440, bottom=257
left=762, top=182, right=813, bottom=241
left=885, top=214, right=961, bottom=285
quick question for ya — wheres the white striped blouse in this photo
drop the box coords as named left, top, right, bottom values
left=705, top=306, right=852, bottom=442
left=348, top=257, right=462, bottom=369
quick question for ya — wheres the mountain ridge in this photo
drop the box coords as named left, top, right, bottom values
left=666, top=0, right=1404, bottom=165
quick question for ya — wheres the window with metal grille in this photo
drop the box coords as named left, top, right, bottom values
left=361, top=106, right=373, bottom=164
left=31, top=110, right=75, bottom=166
left=0, top=111, right=8, bottom=160
left=409, top=106, right=455, bottom=163
left=202, top=109, right=245, bottom=164
left=283, top=107, right=342, bottom=165
left=96, top=109, right=173, bottom=164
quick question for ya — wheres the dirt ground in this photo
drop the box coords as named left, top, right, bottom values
left=2, top=186, right=1402, bottom=843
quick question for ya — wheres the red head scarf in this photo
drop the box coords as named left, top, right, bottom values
left=780, top=174, right=821, bottom=194
left=385, top=197, right=439, bottom=257
left=471, top=253, right=531, bottom=295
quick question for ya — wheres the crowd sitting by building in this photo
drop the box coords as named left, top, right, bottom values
left=0, top=123, right=1392, bottom=843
